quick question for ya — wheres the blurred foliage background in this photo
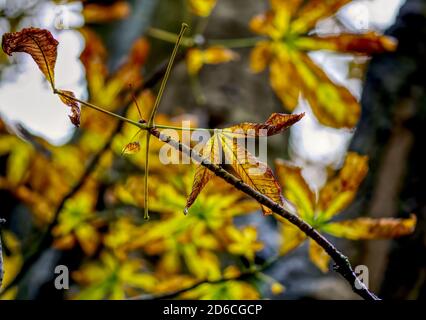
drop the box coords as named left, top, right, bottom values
left=0, top=0, right=424, bottom=300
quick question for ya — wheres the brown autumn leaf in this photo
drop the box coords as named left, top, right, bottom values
left=220, top=136, right=284, bottom=215
left=122, top=142, right=141, bottom=155
left=2, top=27, right=58, bottom=89
left=185, top=113, right=304, bottom=215
left=57, top=90, right=81, bottom=127
left=2, top=28, right=82, bottom=127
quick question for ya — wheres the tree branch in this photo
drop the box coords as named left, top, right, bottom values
left=148, top=127, right=380, bottom=301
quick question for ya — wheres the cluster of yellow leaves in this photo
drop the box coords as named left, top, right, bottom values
left=2, top=28, right=81, bottom=126
left=110, top=169, right=262, bottom=278
left=0, top=120, right=86, bottom=224
left=53, top=181, right=103, bottom=256
left=0, top=26, right=267, bottom=299
left=184, top=1, right=240, bottom=76
left=68, top=169, right=264, bottom=299
left=275, top=152, right=416, bottom=272
left=249, top=0, right=397, bottom=128
left=72, top=252, right=156, bottom=299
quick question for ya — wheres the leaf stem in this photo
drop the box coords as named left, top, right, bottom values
left=143, top=23, right=189, bottom=220
left=56, top=90, right=215, bottom=133
left=147, top=27, right=194, bottom=47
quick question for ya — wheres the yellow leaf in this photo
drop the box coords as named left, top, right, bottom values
left=79, top=28, right=107, bottom=101
left=226, top=226, right=263, bottom=261
left=248, top=0, right=397, bottom=129
left=323, top=214, right=417, bottom=240
left=250, top=11, right=287, bottom=40
left=220, top=135, right=283, bottom=215
left=186, top=46, right=238, bottom=75
left=2, top=28, right=58, bottom=89
left=186, top=48, right=204, bottom=75
left=290, top=51, right=360, bottom=128
left=183, top=245, right=220, bottom=280
left=309, top=239, right=330, bottom=272
left=271, top=282, right=285, bottom=295
left=268, top=46, right=302, bottom=110
left=249, top=0, right=302, bottom=39
left=122, top=142, right=141, bottom=155
left=188, top=0, right=217, bottom=17
left=250, top=41, right=273, bottom=73
left=185, top=138, right=220, bottom=212
left=7, top=143, right=31, bottom=186
left=73, top=252, right=153, bottom=299
left=203, top=46, right=239, bottom=65
left=53, top=234, right=76, bottom=251
left=76, top=224, right=100, bottom=256
left=318, top=152, right=368, bottom=221
left=275, top=159, right=315, bottom=220
left=186, top=113, right=303, bottom=214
